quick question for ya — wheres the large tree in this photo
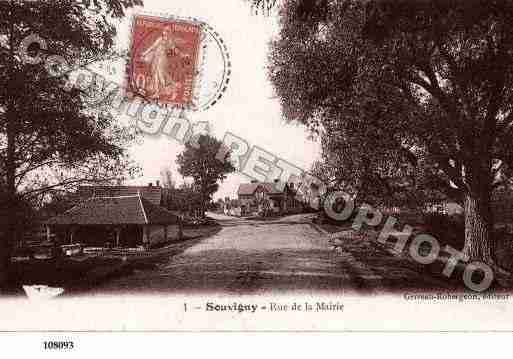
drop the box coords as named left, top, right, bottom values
left=267, top=0, right=513, bottom=264
left=163, top=183, right=205, bottom=218
left=0, top=0, right=142, bottom=286
left=160, top=169, right=202, bottom=217
left=177, top=135, right=235, bottom=218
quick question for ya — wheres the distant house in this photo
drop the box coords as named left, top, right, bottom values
left=45, top=183, right=181, bottom=249
left=236, top=179, right=303, bottom=216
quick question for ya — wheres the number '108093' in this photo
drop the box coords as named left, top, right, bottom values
left=43, top=341, right=74, bottom=350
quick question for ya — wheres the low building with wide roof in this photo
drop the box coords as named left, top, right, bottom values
left=45, top=193, right=181, bottom=248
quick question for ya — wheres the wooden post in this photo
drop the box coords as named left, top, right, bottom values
left=46, top=225, right=51, bottom=242
left=178, top=217, right=183, bottom=240
left=142, top=225, right=149, bottom=247
left=70, top=228, right=74, bottom=244
left=115, top=227, right=121, bottom=248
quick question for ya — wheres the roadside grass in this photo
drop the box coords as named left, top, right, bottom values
left=245, top=215, right=278, bottom=221
left=316, top=221, right=354, bottom=234
left=314, top=210, right=513, bottom=292
left=311, top=213, right=468, bottom=291
left=183, top=223, right=222, bottom=240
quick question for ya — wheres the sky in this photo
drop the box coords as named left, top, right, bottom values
left=111, top=0, right=321, bottom=199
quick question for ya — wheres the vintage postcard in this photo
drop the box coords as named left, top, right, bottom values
left=2, top=0, right=513, bottom=342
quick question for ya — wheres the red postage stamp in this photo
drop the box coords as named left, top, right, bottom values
left=128, top=15, right=202, bottom=107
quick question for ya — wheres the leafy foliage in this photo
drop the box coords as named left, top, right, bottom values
left=0, top=0, right=143, bottom=196
left=163, top=183, right=204, bottom=218
left=268, top=0, right=513, bottom=261
left=249, top=0, right=280, bottom=14
left=177, top=135, right=235, bottom=217
left=0, top=0, right=143, bottom=200
left=423, top=212, right=465, bottom=251
left=0, top=0, right=142, bottom=283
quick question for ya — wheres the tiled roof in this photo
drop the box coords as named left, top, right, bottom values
left=140, top=197, right=180, bottom=224
left=237, top=181, right=287, bottom=196
left=78, top=185, right=162, bottom=206
left=46, top=195, right=178, bottom=226
left=261, top=181, right=287, bottom=194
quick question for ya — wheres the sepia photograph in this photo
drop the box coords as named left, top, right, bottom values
left=1, top=0, right=513, bottom=341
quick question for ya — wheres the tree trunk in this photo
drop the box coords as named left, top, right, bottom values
left=0, top=230, right=11, bottom=290
left=0, top=117, right=16, bottom=290
left=0, top=88, right=17, bottom=290
left=200, top=187, right=207, bottom=219
left=463, top=192, right=494, bottom=264
left=178, top=217, right=183, bottom=240
left=1, top=0, right=16, bottom=290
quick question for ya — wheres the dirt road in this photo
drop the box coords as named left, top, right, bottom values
left=93, top=213, right=458, bottom=295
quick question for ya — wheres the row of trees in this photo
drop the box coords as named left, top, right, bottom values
left=0, top=0, right=234, bottom=291
left=0, top=0, right=143, bottom=288
left=0, top=1, right=235, bottom=290
left=258, top=0, right=513, bottom=265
